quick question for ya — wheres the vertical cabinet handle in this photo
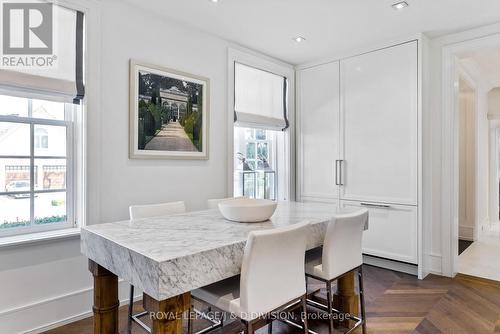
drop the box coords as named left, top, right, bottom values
left=335, top=160, right=344, bottom=186
left=335, top=160, right=339, bottom=186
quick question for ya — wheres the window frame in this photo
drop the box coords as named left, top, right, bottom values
left=0, top=99, right=78, bottom=238
left=227, top=47, right=295, bottom=201
left=0, top=0, right=92, bottom=243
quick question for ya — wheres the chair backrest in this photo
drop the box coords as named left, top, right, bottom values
left=321, top=209, right=369, bottom=279
left=239, top=221, right=309, bottom=316
left=207, top=197, right=244, bottom=209
left=129, top=201, right=186, bottom=220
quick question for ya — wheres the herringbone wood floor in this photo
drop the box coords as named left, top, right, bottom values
left=43, top=265, right=500, bottom=334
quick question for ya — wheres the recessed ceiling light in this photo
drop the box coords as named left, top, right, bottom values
left=392, top=1, right=409, bottom=10
left=293, top=36, right=306, bottom=43
left=209, top=0, right=218, bottom=3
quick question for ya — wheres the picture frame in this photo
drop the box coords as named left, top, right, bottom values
left=129, top=60, right=210, bottom=159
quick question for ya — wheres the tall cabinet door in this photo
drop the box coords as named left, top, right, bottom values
left=298, top=61, right=340, bottom=203
left=340, top=41, right=418, bottom=205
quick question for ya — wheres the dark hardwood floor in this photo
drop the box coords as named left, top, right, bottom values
left=459, top=239, right=473, bottom=255
left=43, top=265, right=500, bottom=334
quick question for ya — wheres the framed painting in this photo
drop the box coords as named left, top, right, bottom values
left=129, top=60, right=209, bottom=159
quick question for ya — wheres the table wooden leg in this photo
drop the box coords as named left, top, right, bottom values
left=143, top=292, right=190, bottom=334
left=334, top=271, right=360, bottom=333
left=88, top=260, right=119, bottom=334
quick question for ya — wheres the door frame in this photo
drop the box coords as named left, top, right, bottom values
left=441, top=33, right=500, bottom=277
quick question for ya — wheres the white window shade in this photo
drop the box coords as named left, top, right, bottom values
left=234, top=62, right=288, bottom=130
left=0, top=5, right=84, bottom=104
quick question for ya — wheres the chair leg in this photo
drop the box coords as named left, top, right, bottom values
left=267, top=321, right=272, bottom=334
left=358, top=267, right=367, bottom=334
left=301, top=295, right=309, bottom=334
left=128, top=284, right=134, bottom=333
left=326, top=280, right=334, bottom=334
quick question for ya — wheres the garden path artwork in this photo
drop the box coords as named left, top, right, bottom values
left=144, top=121, right=197, bottom=151
left=137, top=69, right=203, bottom=152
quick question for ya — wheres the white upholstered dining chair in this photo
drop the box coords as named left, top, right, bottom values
left=190, top=221, right=311, bottom=334
left=305, top=208, right=369, bottom=334
left=127, top=200, right=186, bottom=333
left=129, top=201, right=186, bottom=220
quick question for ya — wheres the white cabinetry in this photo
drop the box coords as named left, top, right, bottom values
left=297, top=40, right=420, bottom=267
left=340, top=42, right=418, bottom=206
left=340, top=200, right=418, bottom=264
left=297, top=61, right=340, bottom=203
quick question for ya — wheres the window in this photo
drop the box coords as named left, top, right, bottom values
left=234, top=127, right=278, bottom=200
left=0, top=4, right=85, bottom=238
left=35, top=128, right=49, bottom=149
left=0, top=95, right=79, bottom=236
left=229, top=49, right=294, bottom=201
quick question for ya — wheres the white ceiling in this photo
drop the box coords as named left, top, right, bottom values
left=123, top=0, right=500, bottom=65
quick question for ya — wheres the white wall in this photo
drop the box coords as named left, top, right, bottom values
left=488, top=90, right=500, bottom=225
left=0, top=0, right=257, bottom=332
left=457, top=79, right=476, bottom=240
left=489, top=118, right=500, bottom=224
left=98, top=0, right=229, bottom=219
left=458, top=59, right=491, bottom=239
left=489, top=87, right=500, bottom=119
left=475, top=84, right=491, bottom=236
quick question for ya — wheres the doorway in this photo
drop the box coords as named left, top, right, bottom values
left=453, top=46, right=500, bottom=281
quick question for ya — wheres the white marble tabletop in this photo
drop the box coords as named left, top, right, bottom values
left=81, top=201, right=364, bottom=301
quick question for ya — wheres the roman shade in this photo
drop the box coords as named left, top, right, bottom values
left=234, top=62, right=288, bottom=130
left=0, top=5, right=84, bottom=104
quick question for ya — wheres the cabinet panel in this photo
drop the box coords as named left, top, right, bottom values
left=341, top=200, right=418, bottom=264
left=298, top=62, right=340, bottom=201
left=340, top=41, right=418, bottom=205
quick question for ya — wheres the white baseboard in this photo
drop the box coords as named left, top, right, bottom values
left=427, top=253, right=443, bottom=275
left=1, top=279, right=142, bottom=334
left=363, top=255, right=418, bottom=276
left=25, top=311, right=95, bottom=334
left=459, top=225, right=474, bottom=241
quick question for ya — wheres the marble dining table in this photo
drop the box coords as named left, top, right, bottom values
left=81, top=201, right=368, bottom=334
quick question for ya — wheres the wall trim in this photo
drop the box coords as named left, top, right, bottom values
left=25, top=312, right=93, bottom=334
left=0, top=286, right=91, bottom=318
left=1, top=279, right=141, bottom=334
left=428, top=253, right=443, bottom=275
left=459, top=225, right=475, bottom=241
left=363, top=255, right=418, bottom=276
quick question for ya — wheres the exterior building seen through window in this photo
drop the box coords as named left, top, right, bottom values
left=234, top=127, right=278, bottom=200
left=0, top=94, right=77, bottom=236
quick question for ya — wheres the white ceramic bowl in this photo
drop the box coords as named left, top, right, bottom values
left=218, top=198, right=277, bottom=223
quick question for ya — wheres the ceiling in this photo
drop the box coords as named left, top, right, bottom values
left=460, top=49, right=500, bottom=88
left=123, top=0, right=500, bottom=65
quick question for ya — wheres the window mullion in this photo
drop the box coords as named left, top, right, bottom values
left=29, top=121, right=35, bottom=227
left=28, top=99, right=32, bottom=118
